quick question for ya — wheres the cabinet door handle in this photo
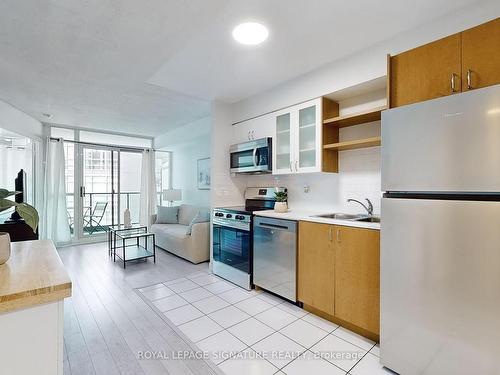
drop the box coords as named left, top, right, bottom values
left=467, top=69, right=473, bottom=90
left=248, top=131, right=251, bottom=140
left=328, top=227, right=332, bottom=242
left=450, top=73, right=457, bottom=93
left=251, top=130, right=255, bottom=140
left=289, top=161, right=293, bottom=172
left=336, top=229, right=341, bottom=243
left=295, top=161, right=298, bottom=172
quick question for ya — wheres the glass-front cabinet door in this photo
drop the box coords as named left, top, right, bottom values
left=273, top=98, right=322, bottom=174
left=296, top=99, right=322, bottom=173
left=273, top=110, right=293, bottom=174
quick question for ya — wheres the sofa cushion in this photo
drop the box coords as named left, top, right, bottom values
left=151, top=223, right=188, bottom=238
left=156, top=206, right=179, bottom=224
left=186, top=209, right=210, bottom=235
left=178, top=204, right=199, bottom=226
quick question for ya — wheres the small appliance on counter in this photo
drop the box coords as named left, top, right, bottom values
left=229, top=137, right=272, bottom=174
left=212, top=186, right=286, bottom=290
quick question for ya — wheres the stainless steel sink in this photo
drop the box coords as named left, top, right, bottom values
left=313, top=213, right=361, bottom=220
left=312, top=213, right=381, bottom=223
left=356, top=216, right=381, bottom=223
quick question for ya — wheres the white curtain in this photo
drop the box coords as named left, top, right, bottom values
left=139, top=150, right=157, bottom=226
left=41, top=138, right=70, bottom=244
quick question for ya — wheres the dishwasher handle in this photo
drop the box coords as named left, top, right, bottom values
left=257, top=223, right=289, bottom=230
left=255, top=218, right=297, bottom=232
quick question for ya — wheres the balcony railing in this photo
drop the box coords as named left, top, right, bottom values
left=67, top=191, right=135, bottom=235
left=66, top=191, right=165, bottom=235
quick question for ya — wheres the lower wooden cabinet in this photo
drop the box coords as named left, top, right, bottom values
left=297, top=221, right=335, bottom=316
left=334, top=226, right=380, bottom=336
left=298, top=221, right=380, bottom=339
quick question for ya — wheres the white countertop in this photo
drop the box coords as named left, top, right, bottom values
left=254, top=209, right=380, bottom=230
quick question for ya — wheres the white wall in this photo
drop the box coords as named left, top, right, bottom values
left=215, top=3, right=500, bottom=214
left=231, top=1, right=500, bottom=123
left=154, top=117, right=211, bottom=208
left=243, top=126, right=382, bottom=215
left=170, top=136, right=210, bottom=207
left=0, top=100, right=43, bottom=139
left=210, top=101, right=247, bottom=209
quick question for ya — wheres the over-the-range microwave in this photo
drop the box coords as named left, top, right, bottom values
left=230, top=137, right=272, bottom=174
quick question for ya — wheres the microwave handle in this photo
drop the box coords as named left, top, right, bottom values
left=252, top=148, right=258, bottom=167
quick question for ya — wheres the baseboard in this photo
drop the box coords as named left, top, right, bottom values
left=302, top=303, right=379, bottom=343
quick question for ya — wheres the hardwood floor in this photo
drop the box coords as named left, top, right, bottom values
left=58, top=241, right=219, bottom=375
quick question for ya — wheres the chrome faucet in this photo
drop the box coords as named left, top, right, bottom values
left=347, top=198, right=374, bottom=216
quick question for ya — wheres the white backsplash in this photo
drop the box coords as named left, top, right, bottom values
left=242, top=145, right=381, bottom=215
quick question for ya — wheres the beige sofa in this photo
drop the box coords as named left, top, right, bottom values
left=150, top=205, right=210, bottom=264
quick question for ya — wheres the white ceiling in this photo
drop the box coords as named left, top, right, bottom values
left=0, top=0, right=482, bottom=136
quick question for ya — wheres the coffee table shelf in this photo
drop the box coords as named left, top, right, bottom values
left=108, top=225, right=155, bottom=268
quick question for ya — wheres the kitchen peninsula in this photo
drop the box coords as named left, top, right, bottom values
left=0, top=240, right=72, bottom=375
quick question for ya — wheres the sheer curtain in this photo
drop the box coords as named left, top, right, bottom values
left=41, top=138, right=70, bottom=244
left=139, top=149, right=157, bottom=226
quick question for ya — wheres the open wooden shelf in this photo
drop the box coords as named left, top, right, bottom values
left=323, top=106, right=386, bottom=128
left=320, top=82, right=386, bottom=173
left=324, top=136, right=381, bottom=151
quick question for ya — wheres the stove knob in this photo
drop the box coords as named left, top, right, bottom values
left=226, top=214, right=232, bottom=219
left=215, top=212, right=223, bottom=217
left=235, top=215, right=245, bottom=220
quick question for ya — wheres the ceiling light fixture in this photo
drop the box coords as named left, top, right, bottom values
left=232, top=22, right=269, bottom=45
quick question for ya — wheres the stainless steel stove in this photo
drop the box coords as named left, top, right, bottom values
left=212, top=187, right=286, bottom=290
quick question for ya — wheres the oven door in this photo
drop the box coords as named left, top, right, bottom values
left=230, top=138, right=271, bottom=174
left=213, top=223, right=251, bottom=274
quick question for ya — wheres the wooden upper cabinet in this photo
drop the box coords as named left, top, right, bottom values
left=390, top=33, right=462, bottom=108
left=334, top=226, right=380, bottom=336
left=297, top=221, right=335, bottom=316
left=461, top=17, right=500, bottom=91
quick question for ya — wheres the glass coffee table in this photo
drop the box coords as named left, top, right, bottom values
left=108, top=224, right=156, bottom=268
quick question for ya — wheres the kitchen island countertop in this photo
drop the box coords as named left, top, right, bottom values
left=0, top=240, right=72, bottom=314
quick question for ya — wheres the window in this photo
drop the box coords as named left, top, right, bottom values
left=0, top=128, right=36, bottom=221
left=155, top=151, right=172, bottom=205
left=48, top=125, right=154, bottom=240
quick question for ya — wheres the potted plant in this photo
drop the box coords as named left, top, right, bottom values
left=274, top=191, right=288, bottom=213
left=0, top=189, right=39, bottom=264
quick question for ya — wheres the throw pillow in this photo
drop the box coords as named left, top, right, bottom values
left=186, top=209, right=210, bottom=235
left=178, top=204, right=199, bottom=226
left=155, top=206, right=179, bottom=224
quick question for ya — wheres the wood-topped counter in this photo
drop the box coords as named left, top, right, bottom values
left=0, top=240, right=72, bottom=314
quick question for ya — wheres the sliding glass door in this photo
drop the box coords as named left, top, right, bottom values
left=119, top=151, right=142, bottom=226
left=78, top=145, right=117, bottom=238
left=72, top=145, right=142, bottom=241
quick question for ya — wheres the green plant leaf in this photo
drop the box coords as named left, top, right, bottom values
left=0, top=198, right=17, bottom=209
left=0, top=189, right=18, bottom=199
left=15, top=203, right=39, bottom=232
left=274, top=191, right=288, bottom=202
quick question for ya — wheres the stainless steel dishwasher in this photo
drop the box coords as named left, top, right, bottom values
left=253, top=216, right=297, bottom=302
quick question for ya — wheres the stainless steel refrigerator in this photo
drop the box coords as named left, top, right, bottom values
left=381, top=84, right=500, bottom=375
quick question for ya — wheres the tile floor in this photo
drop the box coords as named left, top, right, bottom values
left=137, top=269, right=392, bottom=375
